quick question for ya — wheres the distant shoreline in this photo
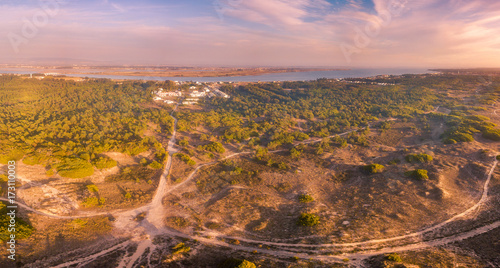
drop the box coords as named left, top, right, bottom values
left=0, top=66, right=349, bottom=78
left=0, top=67, right=432, bottom=82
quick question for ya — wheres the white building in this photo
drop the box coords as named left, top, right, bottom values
left=157, top=91, right=182, bottom=97
left=190, top=90, right=206, bottom=97
left=212, top=88, right=230, bottom=98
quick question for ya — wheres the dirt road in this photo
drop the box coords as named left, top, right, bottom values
left=8, top=108, right=495, bottom=267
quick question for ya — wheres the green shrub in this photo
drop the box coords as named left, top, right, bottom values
left=79, top=153, right=91, bottom=161
left=202, top=142, right=225, bottom=153
left=290, top=147, right=302, bottom=158
left=22, top=155, right=46, bottom=166
left=386, top=253, right=402, bottom=262
left=46, top=169, right=55, bottom=176
left=298, top=213, right=320, bottom=226
left=172, top=242, right=191, bottom=255
left=81, top=197, right=105, bottom=208
left=92, top=156, right=117, bottom=169
left=86, top=184, right=99, bottom=193
left=0, top=149, right=25, bottom=164
left=148, top=161, right=163, bottom=169
left=236, top=260, right=257, bottom=268
left=178, top=139, right=189, bottom=147
left=405, top=153, right=433, bottom=163
left=363, top=164, right=385, bottom=174
left=56, top=158, right=94, bottom=178
left=220, top=259, right=257, bottom=268
left=405, top=169, right=429, bottom=180
left=482, top=128, right=500, bottom=141
left=0, top=202, right=34, bottom=241
left=278, top=162, right=290, bottom=170
left=298, top=194, right=314, bottom=203
left=173, top=153, right=196, bottom=166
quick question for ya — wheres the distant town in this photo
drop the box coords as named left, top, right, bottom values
left=154, top=81, right=230, bottom=106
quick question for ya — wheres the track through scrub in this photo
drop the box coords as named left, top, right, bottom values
left=6, top=105, right=496, bottom=267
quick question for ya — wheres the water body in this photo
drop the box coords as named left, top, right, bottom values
left=0, top=68, right=433, bottom=82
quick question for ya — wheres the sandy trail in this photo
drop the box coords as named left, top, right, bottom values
left=50, top=241, right=130, bottom=268
left=194, top=158, right=498, bottom=249
left=8, top=106, right=497, bottom=267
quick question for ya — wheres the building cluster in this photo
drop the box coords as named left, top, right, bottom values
left=207, top=86, right=230, bottom=98
left=153, top=83, right=230, bottom=106
left=337, top=78, right=396, bottom=86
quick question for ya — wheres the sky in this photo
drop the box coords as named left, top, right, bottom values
left=1, top=0, right=500, bottom=68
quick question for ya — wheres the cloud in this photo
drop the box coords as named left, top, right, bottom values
left=1, top=0, right=500, bottom=67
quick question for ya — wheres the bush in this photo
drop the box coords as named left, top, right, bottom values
left=86, top=184, right=99, bottom=193
left=0, top=149, right=25, bottom=164
left=173, top=153, right=196, bottom=166
left=236, top=260, right=257, bottom=268
left=56, top=158, right=94, bottom=178
left=386, top=253, right=402, bottom=262
left=298, top=213, right=320, bottom=226
left=220, top=259, right=256, bottom=268
left=363, top=164, right=385, bottom=174
left=405, top=169, right=429, bottom=180
left=278, top=161, right=290, bottom=170
left=172, top=242, right=191, bottom=255
left=0, top=202, right=34, bottom=241
left=202, top=142, right=225, bottom=154
left=298, top=194, right=314, bottom=203
left=483, top=128, right=500, bottom=141
left=81, top=197, right=105, bottom=208
left=22, top=155, right=46, bottom=166
left=405, top=153, right=433, bottom=163
left=149, top=161, right=163, bottom=169
left=92, top=156, right=117, bottom=169
left=290, top=147, right=302, bottom=159
left=178, top=139, right=189, bottom=147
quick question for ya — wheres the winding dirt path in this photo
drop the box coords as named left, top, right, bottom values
left=8, top=107, right=496, bottom=267
left=194, top=158, right=498, bottom=248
